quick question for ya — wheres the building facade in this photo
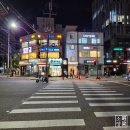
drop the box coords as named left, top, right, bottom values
left=19, top=33, right=62, bottom=76
left=92, top=0, right=130, bottom=75
left=65, top=31, right=104, bottom=76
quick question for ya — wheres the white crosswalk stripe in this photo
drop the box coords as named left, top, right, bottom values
left=39, top=90, right=75, bottom=92
left=80, top=89, right=111, bottom=90
left=89, top=103, right=130, bottom=106
left=0, top=119, right=85, bottom=129
left=10, top=107, right=81, bottom=113
left=81, top=91, right=117, bottom=93
left=94, top=111, right=130, bottom=117
left=85, top=97, right=130, bottom=100
left=36, top=92, right=76, bottom=94
left=23, top=100, right=78, bottom=104
left=30, top=96, right=77, bottom=98
left=83, top=93, right=123, bottom=96
left=103, top=126, right=130, bottom=130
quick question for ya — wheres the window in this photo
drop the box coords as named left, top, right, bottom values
left=70, top=56, right=75, bottom=62
left=91, top=38, right=96, bottom=44
left=69, top=45, right=75, bottom=50
left=79, top=38, right=87, bottom=44
left=49, top=40, right=59, bottom=46
left=90, top=51, right=100, bottom=57
left=79, top=51, right=90, bottom=57
left=97, top=39, right=100, bottom=44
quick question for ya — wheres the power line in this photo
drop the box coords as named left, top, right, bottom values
left=1, top=0, right=37, bottom=32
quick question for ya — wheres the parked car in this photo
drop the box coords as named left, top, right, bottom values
left=127, top=74, right=130, bottom=81
left=121, top=74, right=128, bottom=79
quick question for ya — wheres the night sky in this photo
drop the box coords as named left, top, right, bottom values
left=8, top=0, right=92, bottom=31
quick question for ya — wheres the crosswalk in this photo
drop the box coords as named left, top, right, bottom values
left=78, top=82, right=130, bottom=130
left=0, top=82, right=85, bottom=129
left=0, top=80, right=130, bottom=130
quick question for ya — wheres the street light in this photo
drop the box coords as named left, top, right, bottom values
left=10, top=21, right=30, bottom=76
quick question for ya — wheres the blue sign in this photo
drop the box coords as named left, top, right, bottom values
left=40, top=47, right=60, bottom=52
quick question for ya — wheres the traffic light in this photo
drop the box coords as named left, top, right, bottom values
left=94, top=59, right=96, bottom=65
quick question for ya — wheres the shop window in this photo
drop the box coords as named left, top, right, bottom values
left=69, top=45, right=75, bottom=50
left=90, top=51, right=100, bottom=57
left=70, top=56, right=75, bottom=62
left=79, top=51, right=90, bottom=57
left=49, top=40, right=59, bottom=46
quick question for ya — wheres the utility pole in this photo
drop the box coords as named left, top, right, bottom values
left=43, top=0, right=56, bottom=80
left=46, top=0, right=52, bottom=78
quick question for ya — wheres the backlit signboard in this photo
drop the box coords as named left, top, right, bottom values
left=22, top=40, right=37, bottom=48
left=113, top=48, right=123, bottom=51
left=40, top=47, right=60, bottom=52
left=40, top=52, right=59, bottom=58
left=49, top=59, right=62, bottom=65
left=23, top=47, right=32, bottom=54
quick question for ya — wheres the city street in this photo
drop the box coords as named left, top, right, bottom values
left=0, top=77, right=130, bottom=130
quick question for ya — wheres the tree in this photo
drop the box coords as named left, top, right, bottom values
left=12, top=52, right=19, bottom=68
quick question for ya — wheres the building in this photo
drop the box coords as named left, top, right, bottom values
left=65, top=31, right=104, bottom=76
left=92, top=0, right=130, bottom=75
left=19, top=33, right=62, bottom=76
left=36, top=17, right=55, bottom=33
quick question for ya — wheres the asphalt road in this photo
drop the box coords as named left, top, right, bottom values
left=0, top=78, right=47, bottom=120
left=0, top=78, right=130, bottom=130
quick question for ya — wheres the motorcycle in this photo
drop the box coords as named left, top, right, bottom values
left=36, top=76, right=48, bottom=83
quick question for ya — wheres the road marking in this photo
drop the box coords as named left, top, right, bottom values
left=103, top=126, right=130, bottom=130
left=82, top=91, right=116, bottom=93
left=36, top=92, right=76, bottom=95
left=89, top=103, right=130, bottom=106
left=85, top=97, right=130, bottom=100
left=107, top=81, right=130, bottom=86
left=23, top=100, right=78, bottom=104
left=83, top=93, right=123, bottom=96
left=0, top=119, right=85, bottom=129
left=30, top=96, right=77, bottom=98
left=94, top=111, right=130, bottom=117
left=80, top=89, right=111, bottom=90
left=42, top=88, right=74, bottom=90
left=39, top=90, right=75, bottom=92
left=78, top=87, right=105, bottom=89
left=10, top=107, right=81, bottom=113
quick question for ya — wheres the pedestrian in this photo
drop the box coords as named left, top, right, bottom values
left=72, top=69, right=75, bottom=77
left=78, top=71, right=81, bottom=80
left=70, top=71, right=73, bottom=79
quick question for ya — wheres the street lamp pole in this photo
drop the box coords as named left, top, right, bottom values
left=7, top=30, right=10, bottom=70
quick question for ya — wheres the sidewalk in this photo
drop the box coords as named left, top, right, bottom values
left=0, top=75, right=128, bottom=82
left=77, top=75, right=127, bottom=82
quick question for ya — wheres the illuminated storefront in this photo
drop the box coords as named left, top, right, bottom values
left=49, top=59, right=62, bottom=76
left=19, top=33, right=62, bottom=76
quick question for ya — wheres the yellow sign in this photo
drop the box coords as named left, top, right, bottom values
left=40, top=52, right=59, bottom=58
left=21, top=52, right=37, bottom=60
left=29, top=52, right=37, bottom=59
left=21, top=54, right=28, bottom=60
